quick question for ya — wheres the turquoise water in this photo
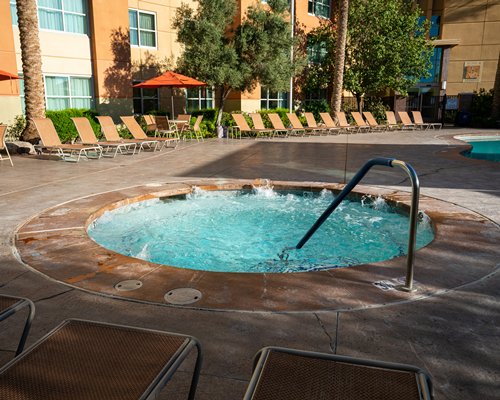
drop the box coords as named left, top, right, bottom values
left=463, top=137, right=500, bottom=162
left=87, top=188, right=434, bottom=273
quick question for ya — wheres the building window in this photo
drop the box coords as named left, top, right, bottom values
left=419, top=47, right=442, bottom=84
left=45, top=76, right=94, bottom=110
left=129, top=10, right=157, bottom=48
left=10, top=0, right=18, bottom=25
left=261, top=88, right=289, bottom=110
left=133, top=82, right=159, bottom=114
left=308, top=0, right=330, bottom=18
left=19, top=75, right=25, bottom=114
left=186, top=87, right=214, bottom=111
left=430, top=15, right=440, bottom=38
left=37, top=0, right=88, bottom=34
left=307, top=42, right=327, bottom=64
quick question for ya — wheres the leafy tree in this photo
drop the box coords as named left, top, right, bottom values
left=344, top=0, right=433, bottom=110
left=173, top=0, right=303, bottom=126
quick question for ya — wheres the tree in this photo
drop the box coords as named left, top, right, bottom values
left=174, top=0, right=303, bottom=126
left=344, top=0, right=433, bottom=111
left=331, top=0, right=349, bottom=112
left=16, top=0, right=45, bottom=143
left=492, top=51, right=500, bottom=119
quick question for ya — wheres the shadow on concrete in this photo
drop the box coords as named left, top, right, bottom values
left=179, top=141, right=500, bottom=196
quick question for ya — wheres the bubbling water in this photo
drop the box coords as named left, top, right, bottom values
left=88, top=188, right=434, bottom=273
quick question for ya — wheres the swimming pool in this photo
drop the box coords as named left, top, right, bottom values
left=88, top=187, right=434, bottom=273
left=458, top=135, right=500, bottom=162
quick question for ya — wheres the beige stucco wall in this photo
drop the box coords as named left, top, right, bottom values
left=12, top=28, right=92, bottom=76
left=0, top=96, right=22, bottom=126
left=441, top=0, right=500, bottom=95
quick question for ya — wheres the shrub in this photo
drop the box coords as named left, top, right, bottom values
left=5, top=115, right=26, bottom=141
left=258, top=108, right=290, bottom=128
left=191, top=108, right=218, bottom=137
left=45, top=109, right=100, bottom=143
left=304, top=100, right=330, bottom=120
left=471, top=88, right=495, bottom=128
left=364, top=97, right=389, bottom=123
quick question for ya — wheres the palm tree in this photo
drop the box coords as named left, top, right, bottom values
left=331, top=0, right=349, bottom=112
left=16, top=0, right=45, bottom=143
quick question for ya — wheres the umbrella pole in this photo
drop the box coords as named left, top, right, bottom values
left=171, top=87, right=175, bottom=118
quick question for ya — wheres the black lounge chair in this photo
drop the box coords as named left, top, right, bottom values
left=0, top=319, right=202, bottom=400
left=244, top=346, right=433, bottom=400
left=0, top=294, right=35, bottom=356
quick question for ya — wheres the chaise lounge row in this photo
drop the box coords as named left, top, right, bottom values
left=230, top=110, right=441, bottom=138
left=31, top=115, right=179, bottom=162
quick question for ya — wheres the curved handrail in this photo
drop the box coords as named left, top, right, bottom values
left=280, top=157, right=420, bottom=292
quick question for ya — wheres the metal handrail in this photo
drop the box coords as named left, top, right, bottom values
left=281, top=157, right=420, bottom=292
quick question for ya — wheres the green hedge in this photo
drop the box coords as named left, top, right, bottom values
left=191, top=108, right=218, bottom=137
left=45, top=109, right=100, bottom=143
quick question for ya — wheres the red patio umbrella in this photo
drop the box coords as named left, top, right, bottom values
left=133, top=71, right=207, bottom=116
left=0, top=69, right=20, bottom=81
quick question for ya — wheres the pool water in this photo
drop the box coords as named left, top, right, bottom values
left=87, top=188, right=434, bottom=273
left=462, top=136, right=500, bottom=162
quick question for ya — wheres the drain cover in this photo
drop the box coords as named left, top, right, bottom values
left=164, top=288, right=202, bottom=305
left=115, top=280, right=143, bottom=291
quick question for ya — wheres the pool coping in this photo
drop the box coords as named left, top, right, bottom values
left=14, top=179, right=499, bottom=312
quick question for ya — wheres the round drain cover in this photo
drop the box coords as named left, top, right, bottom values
left=115, top=280, right=143, bottom=291
left=164, top=288, right=202, bottom=305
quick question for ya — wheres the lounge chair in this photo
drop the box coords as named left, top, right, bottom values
left=0, top=125, right=13, bottom=166
left=362, top=111, right=388, bottom=131
left=182, top=115, right=204, bottom=141
left=385, top=111, right=402, bottom=130
left=243, top=346, right=433, bottom=400
left=32, top=118, right=102, bottom=162
left=96, top=116, right=159, bottom=153
left=249, top=113, right=277, bottom=138
left=71, top=117, right=137, bottom=157
left=0, top=294, right=35, bottom=356
left=319, top=113, right=341, bottom=135
left=142, top=114, right=158, bottom=136
left=350, top=112, right=372, bottom=133
left=287, top=113, right=320, bottom=136
left=304, top=113, right=327, bottom=135
left=411, top=111, right=442, bottom=130
left=397, top=111, right=416, bottom=130
left=0, top=319, right=202, bottom=400
left=231, top=113, right=273, bottom=138
left=176, top=114, right=192, bottom=137
left=335, top=111, right=359, bottom=133
left=121, top=116, right=178, bottom=150
left=268, top=113, right=301, bottom=137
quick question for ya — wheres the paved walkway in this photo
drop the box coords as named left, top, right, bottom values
left=0, top=128, right=499, bottom=399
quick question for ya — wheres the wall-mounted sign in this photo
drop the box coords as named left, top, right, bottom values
left=463, top=61, right=483, bottom=82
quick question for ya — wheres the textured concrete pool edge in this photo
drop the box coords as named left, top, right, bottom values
left=14, top=179, right=500, bottom=313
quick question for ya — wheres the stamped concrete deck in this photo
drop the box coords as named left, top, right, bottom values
left=0, top=129, right=499, bottom=399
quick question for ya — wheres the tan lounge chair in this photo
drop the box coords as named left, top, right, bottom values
left=362, top=112, right=388, bottom=131
left=32, top=118, right=102, bottom=162
left=248, top=113, right=275, bottom=138
left=231, top=113, right=273, bottom=138
left=385, top=111, right=402, bottom=130
left=304, top=113, right=327, bottom=135
left=0, top=319, right=202, bottom=400
left=0, top=294, right=35, bottom=356
left=287, top=113, right=320, bottom=136
left=71, top=117, right=137, bottom=157
left=154, top=116, right=180, bottom=139
left=121, top=116, right=178, bottom=150
left=335, top=111, right=359, bottom=133
left=176, top=114, right=192, bottom=137
left=350, top=112, right=372, bottom=133
left=0, top=125, right=13, bottom=166
left=397, top=111, right=416, bottom=130
left=411, top=111, right=442, bottom=130
left=244, top=346, right=433, bottom=400
left=182, top=115, right=204, bottom=141
left=96, top=116, right=159, bottom=153
left=319, top=113, right=341, bottom=135
left=268, top=113, right=302, bottom=137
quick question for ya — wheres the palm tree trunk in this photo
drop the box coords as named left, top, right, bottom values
left=492, top=51, right=500, bottom=119
left=16, top=0, right=45, bottom=143
left=331, top=0, right=349, bottom=113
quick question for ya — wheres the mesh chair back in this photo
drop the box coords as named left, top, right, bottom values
left=96, top=116, right=121, bottom=141
left=120, top=116, right=147, bottom=139
left=32, top=118, right=63, bottom=147
left=71, top=117, right=98, bottom=144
